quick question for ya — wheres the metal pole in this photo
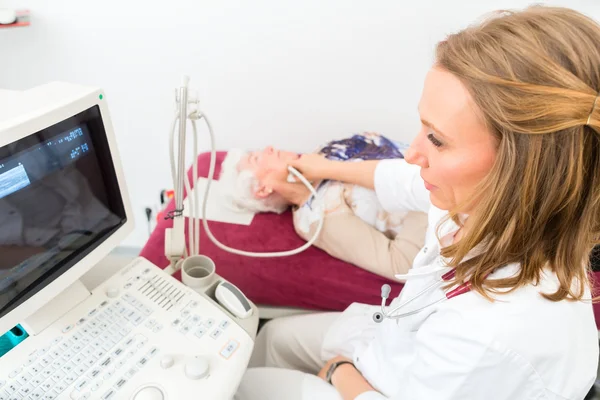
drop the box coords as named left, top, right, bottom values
left=175, top=76, right=189, bottom=214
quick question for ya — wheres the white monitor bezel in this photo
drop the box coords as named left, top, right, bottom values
left=0, top=83, right=134, bottom=334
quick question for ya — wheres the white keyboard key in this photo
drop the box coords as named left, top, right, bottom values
left=219, top=320, right=230, bottom=330
left=72, top=343, right=84, bottom=353
left=58, top=342, right=70, bottom=352
left=100, top=357, right=113, bottom=369
left=51, top=359, right=63, bottom=370
left=90, top=383, right=101, bottom=392
left=8, top=393, right=23, bottom=400
left=194, top=327, right=207, bottom=338
left=84, top=356, right=96, bottom=369
left=64, top=373, right=76, bottom=385
left=124, top=367, right=138, bottom=379
left=41, top=389, right=58, bottom=400
left=40, top=368, right=53, bottom=379
left=81, top=346, right=94, bottom=358
left=15, top=373, right=31, bottom=386
left=51, top=370, right=66, bottom=383
left=101, top=388, right=116, bottom=399
left=114, top=378, right=127, bottom=390
left=87, top=368, right=101, bottom=380
left=109, top=333, right=122, bottom=344
left=93, top=349, right=105, bottom=359
left=74, top=378, right=89, bottom=391
left=5, top=382, right=20, bottom=394
left=210, top=328, right=223, bottom=339
left=30, top=364, right=42, bottom=375
left=72, top=354, right=85, bottom=366
left=50, top=349, right=62, bottom=359
left=61, top=362, right=75, bottom=374
left=152, top=324, right=163, bottom=334
left=147, top=347, right=159, bottom=358
left=62, top=349, right=75, bottom=361
left=179, top=325, right=191, bottom=334
left=24, top=355, right=37, bottom=366
left=17, top=383, right=33, bottom=396
left=102, top=370, right=114, bottom=381
left=136, top=357, right=149, bottom=368
left=8, top=369, right=21, bottom=379
left=30, top=387, right=44, bottom=399
left=53, top=380, right=68, bottom=393
left=30, top=376, right=43, bottom=387
left=204, top=318, right=215, bottom=328
left=40, top=379, right=53, bottom=392
left=101, top=341, right=113, bottom=352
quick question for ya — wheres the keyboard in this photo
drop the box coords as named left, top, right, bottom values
left=0, top=257, right=255, bottom=400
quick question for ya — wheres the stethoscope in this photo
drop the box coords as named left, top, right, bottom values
left=373, top=268, right=472, bottom=323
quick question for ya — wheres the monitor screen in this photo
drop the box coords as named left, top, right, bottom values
left=0, top=105, right=127, bottom=319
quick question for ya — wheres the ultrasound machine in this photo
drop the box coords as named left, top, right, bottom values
left=0, top=82, right=256, bottom=400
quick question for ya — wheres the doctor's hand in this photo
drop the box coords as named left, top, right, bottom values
left=317, top=355, right=352, bottom=381
left=318, top=356, right=379, bottom=400
left=288, top=153, right=338, bottom=182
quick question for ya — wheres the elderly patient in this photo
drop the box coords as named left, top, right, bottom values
left=219, top=133, right=428, bottom=279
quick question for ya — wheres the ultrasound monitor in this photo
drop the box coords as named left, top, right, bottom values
left=0, top=82, right=133, bottom=334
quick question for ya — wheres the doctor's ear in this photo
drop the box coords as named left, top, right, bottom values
left=254, top=185, right=273, bottom=199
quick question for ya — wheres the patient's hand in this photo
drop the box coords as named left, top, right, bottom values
left=287, top=153, right=334, bottom=181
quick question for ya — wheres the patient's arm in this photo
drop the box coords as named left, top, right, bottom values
left=296, top=211, right=428, bottom=279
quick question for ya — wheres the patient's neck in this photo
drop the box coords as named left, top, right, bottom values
left=273, top=178, right=319, bottom=207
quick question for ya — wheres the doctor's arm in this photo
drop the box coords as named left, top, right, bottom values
left=289, top=156, right=430, bottom=213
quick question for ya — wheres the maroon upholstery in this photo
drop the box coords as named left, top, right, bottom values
left=140, top=152, right=403, bottom=311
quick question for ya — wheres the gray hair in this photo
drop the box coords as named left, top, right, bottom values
left=219, top=149, right=289, bottom=214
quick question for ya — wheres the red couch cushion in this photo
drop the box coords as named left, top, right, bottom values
left=139, top=152, right=402, bottom=311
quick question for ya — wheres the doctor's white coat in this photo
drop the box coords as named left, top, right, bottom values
left=319, top=159, right=598, bottom=400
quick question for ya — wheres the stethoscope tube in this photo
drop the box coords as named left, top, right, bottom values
left=373, top=268, right=470, bottom=323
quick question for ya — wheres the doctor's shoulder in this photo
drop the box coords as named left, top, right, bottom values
left=433, top=264, right=597, bottom=368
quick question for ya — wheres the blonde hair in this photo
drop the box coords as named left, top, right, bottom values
left=436, top=6, right=600, bottom=301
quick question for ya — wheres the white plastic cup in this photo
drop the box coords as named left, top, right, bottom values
left=181, top=255, right=216, bottom=292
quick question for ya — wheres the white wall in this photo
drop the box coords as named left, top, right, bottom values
left=0, top=0, right=598, bottom=247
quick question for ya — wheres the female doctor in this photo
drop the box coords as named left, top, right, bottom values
left=235, top=6, right=600, bottom=400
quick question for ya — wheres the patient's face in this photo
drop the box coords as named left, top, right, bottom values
left=238, top=146, right=300, bottom=183
left=405, top=67, right=497, bottom=214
